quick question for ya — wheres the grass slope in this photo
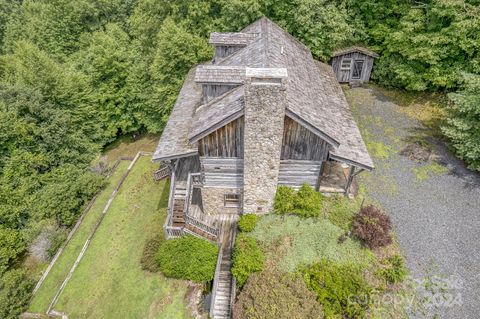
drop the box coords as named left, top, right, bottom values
left=251, top=214, right=375, bottom=272
left=29, top=160, right=131, bottom=312
left=54, top=157, right=191, bottom=319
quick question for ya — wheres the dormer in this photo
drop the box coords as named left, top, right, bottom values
left=194, top=65, right=245, bottom=104
left=209, top=32, right=259, bottom=62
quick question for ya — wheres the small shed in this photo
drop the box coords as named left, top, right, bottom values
left=330, top=46, right=379, bottom=84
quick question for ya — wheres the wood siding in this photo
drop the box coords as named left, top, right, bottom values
left=202, top=84, right=238, bottom=104
left=281, top=116, right=330, bottom=161
left=214, top=45, right=242, bottom=60
left=198, top=117, right=244, bottom=158
left=200, top=157, right=243, bottom=188
left=278, top=160, right=322, bottom=188
left=331, top=52, right=374, bottom=84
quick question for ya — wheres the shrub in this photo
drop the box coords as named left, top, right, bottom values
left=0, top=269, right=34, bottom=319
left=141, top=235, right=163, bottom=272
left=274, top=184, right=323, bottom=217
left=293, top=184, right=323, bottom=216
left=234, top=270, right=323, bottom=319
left=378, top=255, right=408, bottom=284
left=352, top=205, right=393, bottom=249
left=232, top=234, right=264, bottom=288
left=301, top=260, right=372, bottom=319
left=46, top=228, right=67, bottom=259
left=322, top=194, right=359, bottom=231
left=156, top=235, right=218, bottom=282
left=273, top=185, right=296, bottom=214
left=238, top=214, right=257, bottom=232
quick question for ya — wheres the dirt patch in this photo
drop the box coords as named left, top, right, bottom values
left=185, top=282, right=208, bottom=319
left=399, top=143, right=433, bottom=162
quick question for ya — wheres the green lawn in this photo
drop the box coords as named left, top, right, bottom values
left=29, top=160, right=132, bottom=312
left=53, top=156, right=191, bottom=319
left=250, top=214, right=375, bottom=272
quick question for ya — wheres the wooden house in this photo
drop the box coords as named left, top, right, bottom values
left=152, top=18, right=374, bottom=318
left=330, top=46, right=379, bottom=84
left=153, top=17, right=374, bottom=235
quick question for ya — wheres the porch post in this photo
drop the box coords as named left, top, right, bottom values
left=315, top=161, right=325, bottom=191
left=344, top=166, right=356, bottom=196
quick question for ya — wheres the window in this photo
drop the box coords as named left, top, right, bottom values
left=340, top=58, right=352, bottom=70
left=352, top=60, right=364, bottom=79
left=224, top=194, right=240, bottom=208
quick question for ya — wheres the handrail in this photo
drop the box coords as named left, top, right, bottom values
left=185, top=215, right=219, bottom=237
left=210, top=247, right=224, bottom=318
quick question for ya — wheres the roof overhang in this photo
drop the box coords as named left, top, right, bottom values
left=152, top=150, right=198, bottom=162
left=189, top=109, right=244, bottom=144
left=285, top=109, right=340, bottom=147
left=329, top=153, right=374, bottom=171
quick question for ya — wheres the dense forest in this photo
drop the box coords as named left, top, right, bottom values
left=0, top=0, right=478, bottom=317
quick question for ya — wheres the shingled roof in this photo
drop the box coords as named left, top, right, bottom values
left=209, top=32, right=260, bottom=46
left=153, top=17, right=374, bottom=170
left=332, top=46, right=379, bottom=58
left=194, top=65, right=246, bottom=84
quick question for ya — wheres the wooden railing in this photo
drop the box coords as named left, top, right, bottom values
left=153, top=165, right=171, bottom=181
left=163, top=214, right=183, bottom=239
left=210, top=247, right=224, bottom=319
left=185, top=215, right=219, bottom=238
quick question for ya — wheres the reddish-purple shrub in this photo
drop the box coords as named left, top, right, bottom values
left=352, top=205, right=392, bottom=249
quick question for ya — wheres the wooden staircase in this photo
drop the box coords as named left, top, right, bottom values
left=210, top=218, right=237, bottom=319
left=172, top=183, right=187, bottom=226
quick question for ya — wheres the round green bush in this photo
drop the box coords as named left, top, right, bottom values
left=273, top=184, right=323, bottom=217
left=156, top=235, right=218, bottom=282
left=232, top=234, right=264, bottom=287
left=273, top=186, right=295, bottom=214
left=238, top=214, right=257, bottom=232
left=234, top=270, right=323, bottom=319
left=301, top=260, right=372, bottom=319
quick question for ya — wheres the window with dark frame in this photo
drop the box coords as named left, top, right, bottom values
left=224, top=194, right=240, bottom=207
left=340, top=58, right=352, bottom=70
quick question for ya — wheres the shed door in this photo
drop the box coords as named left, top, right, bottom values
left=352, top=60, right=364, bottom=79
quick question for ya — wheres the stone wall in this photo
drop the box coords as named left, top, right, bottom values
left=201, top=187, right=242, bottom=215
left=243, top=71, right=287, bottom=214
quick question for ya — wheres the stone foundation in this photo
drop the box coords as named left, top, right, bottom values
left=201, top=187, right=242, bottom=215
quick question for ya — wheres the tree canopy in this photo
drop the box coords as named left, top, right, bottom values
left=0, top=0, right=478, bottom=317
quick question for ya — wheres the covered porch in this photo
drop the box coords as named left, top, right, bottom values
left=318, top=160, right=363, bottom=197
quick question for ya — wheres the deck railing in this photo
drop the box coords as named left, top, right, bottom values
left=210, top=247, right=224, bottom=318
left=163, top=214, right=184, bottom=239
left=153, top=165, right=171, bottom=181
left=185, top=215, right=219, bottom=238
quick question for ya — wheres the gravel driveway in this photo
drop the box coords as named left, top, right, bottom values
left=346, top=87, right=480, bottom=319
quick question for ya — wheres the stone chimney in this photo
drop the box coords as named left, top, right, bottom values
left=243, top=68, right=288, bottom=214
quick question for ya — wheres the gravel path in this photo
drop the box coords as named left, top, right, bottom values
left=347, top=87, right=480, bottom=319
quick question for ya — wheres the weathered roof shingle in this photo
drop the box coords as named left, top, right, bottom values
left=332, top=46, right=379, bottom=58
left=209, top=32, right=259, bottom=46
left=194, top=65, right=246, bottom=84
left=154, top=18, right=374, bottom=170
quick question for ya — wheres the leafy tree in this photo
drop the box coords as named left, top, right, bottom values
left=283, top=0, right=355, bottom=60
left=71, top=23, right=138, bottom=139
left=0, top=269, right=34, bottom=319
left=442, top=73, right=480, bottom=170
left=139, top=18, right=212, bottom=132
left=0, top=227, right=25, bottom=274
left=372, top=1, right=480, bottom=90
